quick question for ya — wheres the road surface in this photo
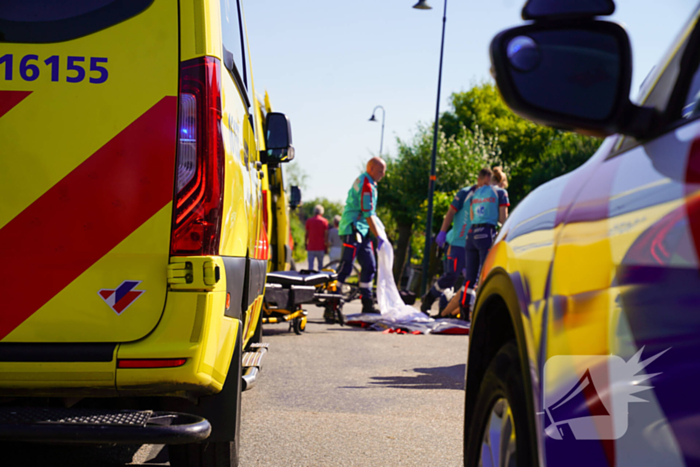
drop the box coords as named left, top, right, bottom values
left=4, top=301, right=469, bottom=467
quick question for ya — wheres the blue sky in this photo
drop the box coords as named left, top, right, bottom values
left=245, top=0, right=699, bottom=203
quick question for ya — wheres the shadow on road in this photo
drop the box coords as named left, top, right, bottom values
left=0, top=442, right=168, bottom=466
left=341, top=364, right=466, bottom=391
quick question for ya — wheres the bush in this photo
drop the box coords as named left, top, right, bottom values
left=290, top=214, right=306, bottom=263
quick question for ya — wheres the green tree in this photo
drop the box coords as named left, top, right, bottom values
left=440, top=82, right=600, bottom=204
left=380, top=124, right=501, bottom=282
left=299, top=198, right=344, bottom=223
left=285, top=161, right=309, bottom=190
left=526, top=133, right=601, bottom=190
left=289, top=215, right=306, bottom=264
left=384, top=82, right=601, bottom=290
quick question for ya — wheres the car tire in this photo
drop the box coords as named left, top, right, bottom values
left=169, top=328, right=243, bottom=467
left=464, top=340, right=534, bottom=467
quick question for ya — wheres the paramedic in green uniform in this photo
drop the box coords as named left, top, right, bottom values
left=460, top=167, right=509, bottom=318
left=337, top=157, right=386, bottom=313
left=420, top=184, right=476, bottom=315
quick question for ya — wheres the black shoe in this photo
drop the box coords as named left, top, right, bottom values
left=420, top=291, right=437, bottom=314
left=459, top=303, right=472, bottom=322
left=362, top=297, right=381, bottom=314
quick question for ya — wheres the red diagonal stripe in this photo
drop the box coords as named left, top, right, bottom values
left=0, top=97, right=177, bottom=340
left=113, top=291, right=144, bottom=314
left=99, top=290, right=114, bottom=300
left=0, top=91, right=32, bottom=118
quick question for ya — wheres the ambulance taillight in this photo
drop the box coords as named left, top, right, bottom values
left=171, top=57, right=225, bottom=256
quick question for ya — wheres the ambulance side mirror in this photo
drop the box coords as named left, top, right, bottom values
left=264, top=112, right=295, bottom=165
left=289, top=186, right=302, bottom=210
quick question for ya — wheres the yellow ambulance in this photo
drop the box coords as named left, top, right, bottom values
left=0, top=1, right=293, bottom=465
left=256, top=92, right=298, bottom=275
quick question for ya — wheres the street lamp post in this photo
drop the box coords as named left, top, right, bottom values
left=414, top=0, right=448, bottom=296
left=368, top=105, right=386, bottom=156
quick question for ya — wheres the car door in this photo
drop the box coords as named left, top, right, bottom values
left=542, top=11, right=700, bottom=466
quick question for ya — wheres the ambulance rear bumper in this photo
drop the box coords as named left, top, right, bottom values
left=0, top=407, right=210, bottom=444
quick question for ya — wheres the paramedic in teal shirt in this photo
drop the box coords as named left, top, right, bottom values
left=420, top=184, right=476, bottom=316
left=337, top=157, right=386, bottom=314
left=460, top=167, right=509, bottom=319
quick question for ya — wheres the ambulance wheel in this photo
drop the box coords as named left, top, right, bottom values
left=463, top=340, right=534, bottom=467
left=292, top=317, right=303, bottom=335
left=169, top=328, right=242, bottom=467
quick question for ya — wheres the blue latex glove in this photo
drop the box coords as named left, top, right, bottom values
left=436, top=230, right=447, bottom=248
left=377, top=237, right=385, bottom=251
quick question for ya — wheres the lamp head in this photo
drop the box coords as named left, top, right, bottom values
left=369, top=114, right=377, bottom=122
left=412, top=0, right=432, bottom=10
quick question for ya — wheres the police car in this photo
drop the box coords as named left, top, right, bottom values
left=464, top=1, right=700, bottom=466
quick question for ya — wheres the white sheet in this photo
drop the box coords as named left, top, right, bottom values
left=375, top=220, right=433, bottom=324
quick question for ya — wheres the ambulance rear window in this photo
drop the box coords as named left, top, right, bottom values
left=0, top=0, right=153, bottom=43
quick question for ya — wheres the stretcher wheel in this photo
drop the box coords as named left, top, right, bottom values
left=292, top=317, right=303, bottom=335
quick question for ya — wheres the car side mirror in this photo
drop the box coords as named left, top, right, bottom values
left=522, top=0, right=615, bottom=21
left=289, top=185, right=302, bottom=210
left=263, top=112, right=295, bottom=165
left=490, top=20, right=656, bottom=138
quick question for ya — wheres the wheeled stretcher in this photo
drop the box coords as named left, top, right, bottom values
left=263, top=270, right=345, bottom=334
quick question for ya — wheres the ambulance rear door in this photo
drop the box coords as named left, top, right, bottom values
left=0, top=1, right=179, bottom=343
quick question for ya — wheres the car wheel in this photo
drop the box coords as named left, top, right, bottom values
left=169, top=329, right=242, bottom=467
left=464, top=340, right=534, bottom=467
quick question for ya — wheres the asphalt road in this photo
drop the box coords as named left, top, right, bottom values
left=240, top=301, right=469, bottom=467
left=4, top=301, right=469, bottom=467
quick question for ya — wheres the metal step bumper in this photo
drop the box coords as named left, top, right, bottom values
left=0, top=407, right=210, bottom=444
left=241, top=343, right=268, bottom=392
